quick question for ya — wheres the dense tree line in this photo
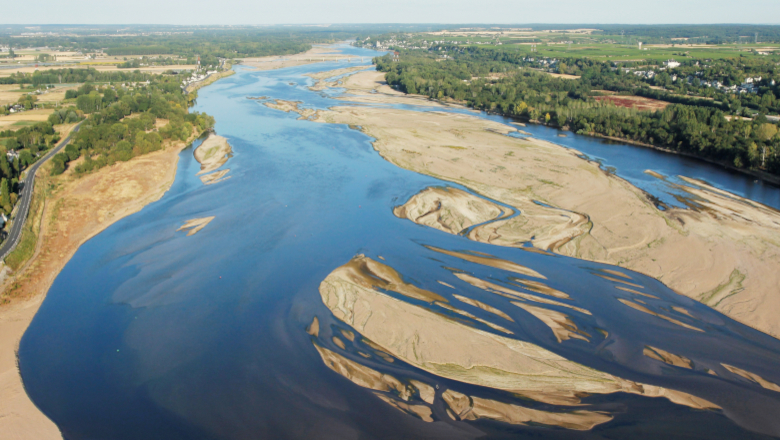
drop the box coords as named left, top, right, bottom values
left=52, top=74, right=214, bottom=175
left=106, top=46, right=170, bottom=56
left=376, top=50, right=780, bottom=176
left=1, top=30, right=327, bottom=66
left=117, top=56, right=188, bottom=69
left=0, top=122, right=65, bottom=214
left=0, top=67, right=161, bottom=87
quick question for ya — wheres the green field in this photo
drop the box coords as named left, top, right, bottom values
left=418, top=31, right=780, bottom=63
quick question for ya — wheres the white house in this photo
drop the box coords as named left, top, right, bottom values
left=664, top=60, right=681, bottom=69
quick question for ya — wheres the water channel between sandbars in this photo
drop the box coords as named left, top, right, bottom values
left=18, top=44, right=780, bottom=440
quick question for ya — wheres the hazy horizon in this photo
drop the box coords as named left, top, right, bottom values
left=4, top=0, right=780, bottom=26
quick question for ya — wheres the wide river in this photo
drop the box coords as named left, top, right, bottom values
left=19, top=44, right=780, bottom=439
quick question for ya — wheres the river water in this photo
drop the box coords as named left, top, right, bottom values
left=18, top=44, right=780, bottom=439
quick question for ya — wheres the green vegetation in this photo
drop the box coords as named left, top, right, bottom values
left=3, top=181, right=44, bottom=271
left=0, top=121, right=70, bottom=215
left=373, top=38, right=780, bottom=177
left=0, top=67, right=170, bottom=87
left=50, top=73, right=215, bottom=176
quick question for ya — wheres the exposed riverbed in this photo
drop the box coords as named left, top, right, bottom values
left=17, top=44, right=780, bottom=439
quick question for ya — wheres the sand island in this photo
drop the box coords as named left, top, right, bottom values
left=271, top=67, right=780, bottom=339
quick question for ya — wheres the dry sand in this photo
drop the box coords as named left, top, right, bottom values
left=643, top=346, right=693, bottom=369
left=318, top=255, right=719, bottom=410
left=0, top=128, right=200, bottom=440
left=263, top=100, right=322, bottom=120
left=335, top=70, right=451, bottom=107
left=241, top=45, right=371, bottom=72
left=193, top=133, right=232, bottom=184
left=283, top=76, right=780, bottom=339
left=442, top=389, right=612, bottom=430
left=721, top=364, right=780, bottom=393
left=177, top=217, right=215, bottom=236
left=305, top=65, right=373, bottom=91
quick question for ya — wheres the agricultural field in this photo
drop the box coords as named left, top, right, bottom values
left=0, top=84, right=79, bottom=106
left=412, top=29, right=780, bottom=63
left=595, top=94, right=670, bottom=111
left=0, top=109, right=52, bottom=130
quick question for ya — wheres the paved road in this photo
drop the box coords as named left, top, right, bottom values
left=0, top=123, right=82, bottom=262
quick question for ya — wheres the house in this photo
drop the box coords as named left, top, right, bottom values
left=664, top=60, right=681, bottom=69
left=392, top=51, right=400, bottom=62
left=6, top=150, right=19, bottom=160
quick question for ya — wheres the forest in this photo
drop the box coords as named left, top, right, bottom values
left=375, top=50, right=780, bottom=176
left=0, top=122, right=66, bottom=214
left=0, top=72, right=214, bottom=217
left=50, top=74, right=214, bottom=175
left=0, top=67, right=165, bottom=87
left=0, top=27, right=335, bottom=64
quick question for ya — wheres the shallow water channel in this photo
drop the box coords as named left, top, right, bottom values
left=19, top=44, right=780, bottom=439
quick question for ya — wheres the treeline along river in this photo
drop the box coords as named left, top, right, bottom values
left=18, top=44, right=780, bottom=439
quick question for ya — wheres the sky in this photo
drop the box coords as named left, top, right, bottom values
left=3, top=0, right=780, bottom=25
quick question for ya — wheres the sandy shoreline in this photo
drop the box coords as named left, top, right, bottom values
left=0, top=129, right=203, bottom=439
left=4, top=50, right=778, bottom=437
left=277, top=68, right=780, bottom=340
left=241, top=45, right=373, bottom=72
left=0, top=48, right=296, bottom=437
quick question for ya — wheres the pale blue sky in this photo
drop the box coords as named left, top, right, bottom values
left=3, top=0, right=779, bottom=25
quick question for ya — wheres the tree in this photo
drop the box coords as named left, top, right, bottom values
left=50, top=153, right=69, bottom=176
left=19, top=151, right=33, bottom=168
left=757, top=123, right=778, bottom=142
left=65, top=144, right=79, bottom=161
left=48, top=112, right=61, bottom=125
left=0, top=178, right=10, bottom=213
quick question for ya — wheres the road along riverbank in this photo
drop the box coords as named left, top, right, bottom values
left=0, top=127, right=207, bottom=440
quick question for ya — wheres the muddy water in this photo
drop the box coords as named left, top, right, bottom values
left=18, top=44, right=780, bottom=439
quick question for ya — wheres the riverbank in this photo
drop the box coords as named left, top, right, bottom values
left=0, top=129, right=201, bottom=440
left=185, top=69, right=235, bottom=94
left=586, top=133, right=780, bottom=187
left=427, top=96, right=780, bottom=188
left=241, top=45, right=370, bottom=72
left=286, top=69, right=780, bottom=340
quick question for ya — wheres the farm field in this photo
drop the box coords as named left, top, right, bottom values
left=595, top=94, right=670, bottom=111
left=418, top=30, right=780, bottom=62
left=0, top=109, right=52, bottom=130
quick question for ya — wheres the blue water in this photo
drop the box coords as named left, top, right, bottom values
left=501, top=123, right=780, bottom=211
left=18, top=44, right=780, bottom=439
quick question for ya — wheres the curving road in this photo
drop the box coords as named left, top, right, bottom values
left=0, top=122, right=82, bottom=262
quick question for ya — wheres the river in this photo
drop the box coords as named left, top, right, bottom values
left=18, top=44, right=780, bottom=439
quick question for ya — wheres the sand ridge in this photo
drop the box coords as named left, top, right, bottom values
left=317, top=255, right=720, bottom=413
left=291, top=80, right=780, bottom=338
left=241, top=45, right=372, bottom=72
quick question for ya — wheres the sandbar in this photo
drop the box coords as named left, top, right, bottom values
left=298, top=80, right=780, bottom=339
